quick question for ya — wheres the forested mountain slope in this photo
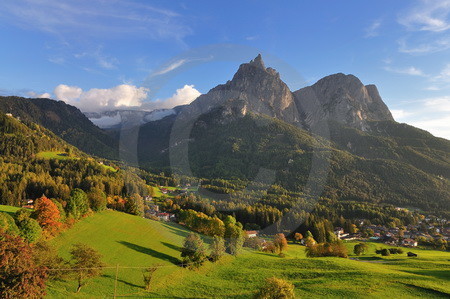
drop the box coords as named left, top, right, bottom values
left=0, top=111, right=148, bottom=206
left=0, top=96, right=118, bottom=159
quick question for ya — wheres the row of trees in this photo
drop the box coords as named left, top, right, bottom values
left=178, top=210, right=245, bottom=256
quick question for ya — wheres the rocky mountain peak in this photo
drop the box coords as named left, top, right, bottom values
left=293, top=73, right=394, bottom=131
left=179, top=55, right=300, bottom=124
left=248, top=54, right=266, bottom=69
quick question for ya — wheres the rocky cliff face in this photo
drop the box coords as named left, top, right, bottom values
left=178, top=54, right=301, bottom=125
left=179, top=55, right=393, bottom=132
left=293, top=73, right=393, bottom=131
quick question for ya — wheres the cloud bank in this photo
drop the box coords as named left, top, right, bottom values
left=53, top=84, right=201, bottom=112
left=141, top=85, right=201, bottom=110
left=54, top=84, right=148, bottom=112
left=391, top=96, right=450, bottom=140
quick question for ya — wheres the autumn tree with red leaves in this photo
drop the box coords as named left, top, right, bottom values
left=0, top=230, right=48, bottom=298
left=34, top=195, right=62, bottom=236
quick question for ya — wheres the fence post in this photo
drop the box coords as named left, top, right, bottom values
left=114, top=264, right=119, bottom=298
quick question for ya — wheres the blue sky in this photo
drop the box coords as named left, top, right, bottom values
left=0, top=0, right=449, bottom=139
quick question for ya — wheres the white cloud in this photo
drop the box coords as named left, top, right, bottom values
left=0, top=0, right=191, bottom=42
left=54, top=85, right=83, bottom=102
left=365, top=19, right=382, bottom=38
left=383, top=65, right=427, bottom=76
left=398, top=37, right=450, bottom=54
left=142, top=85, right=201, bottom=110
left=152, top=59, right=188, bottom=76
left=391, top=109, right=413, bottom=120
left=53, top=83, right=201, bottom=112
left=48, top=57, right=65, bottom=65
left=90, top=114, right=122, bottom=128
left=26, top=91, right=52, bottom=98
left=424, top=86, right=441, bottom=91
left=74, top=48, right=118, bottom=70
left=54, top=84, right=148, bottom=112
left=408, top=115, right=450, bottom=139
left=398, top=0, right=450, bottom=32
left=433, top=63, right=450, bottom=82
left=246, top=35, right=259, bottom=41
left=390, top=96, right=450, bottom=139
left=423, top=96, right=450, bottom=111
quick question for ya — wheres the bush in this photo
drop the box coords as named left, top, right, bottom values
left=17, top=218, right=42, bottom=243
left=263, top=241, right=276, bottom=254
left=353, top=243, right=368, bottom=256
left=0, top=212, right=20, bottom=235
left=244, top=236, right=265, bottom=251
left=381, top=248, right=390, bottom=256
left=14, top=208, right=32, bottom=223
left=254, top=277, right=295, bottom=299
left=388, top=248, right=403, bottom=254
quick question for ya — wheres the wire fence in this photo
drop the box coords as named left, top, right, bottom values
left=43, top=261, right=199, bottom=298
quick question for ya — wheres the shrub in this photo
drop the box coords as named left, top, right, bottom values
left=353, top=243, right=368, bottom=256
left=254, top=277, right=295, bottom=299
left=388, top=248, right=403, bottom=254
left=263, top=241, right=276, bottom=254
left=244, top=236, right=265, bottom=250
left=381, top=248, right=390, bottom=256
left=0, top=212, right=20, bottom=235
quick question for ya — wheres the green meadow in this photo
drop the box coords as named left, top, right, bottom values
left=1, top=205, right=449, bottom=298
left=35, top=151, right=117, bottom=172
left=36, top=151, right=76, bottom=160
left=47, top=211, right=450, bottom=298
left=0, top=204, right=19, bottom=216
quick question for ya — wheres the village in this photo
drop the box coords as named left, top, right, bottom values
left=141, top=186, right=450, bottom=250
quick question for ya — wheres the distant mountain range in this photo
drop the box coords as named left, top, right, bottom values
left=0, top=55, right=448, bottom=213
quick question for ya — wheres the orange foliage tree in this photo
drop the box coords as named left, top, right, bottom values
left=34, top=195, right=62, bottom=236
left=0, top=230, right=48, bottom=298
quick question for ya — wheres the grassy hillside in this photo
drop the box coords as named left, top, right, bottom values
left=42, top=209, right=450, bottom=298
left=47, top=210, right=192, bottom=298
left=0, top=204, right=19, bottom=216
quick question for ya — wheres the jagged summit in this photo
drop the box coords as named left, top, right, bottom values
left=248, top=54, right=266, bottom=69
left=179, top=54, right=300, bottom=124
left=140, top=55, right=395, bottom=133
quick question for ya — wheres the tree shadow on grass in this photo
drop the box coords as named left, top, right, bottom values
left=159, top=222, right=190, bottom=238
left=103, top=274, right=143, bottom=289
left=161, top=241, right=182, bottom=252
left=117, top=241, right=180, bottom=265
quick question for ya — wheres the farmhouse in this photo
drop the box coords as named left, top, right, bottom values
left=156, top=212, right=170, bottom=221
left=245, top=230, right=259, bottom=238
left=402, top=238, right=418, bottom=247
